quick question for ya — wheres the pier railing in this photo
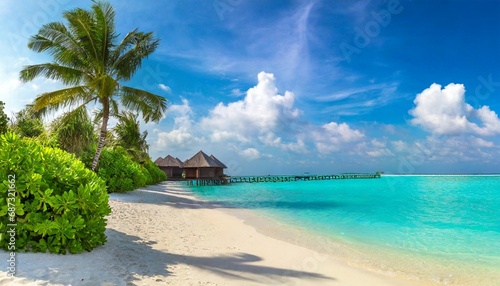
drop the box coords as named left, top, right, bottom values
left=186, top=173, right=381, bottom=186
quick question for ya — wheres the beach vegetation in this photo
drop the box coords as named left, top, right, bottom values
left=0, top=101, right=8, bottom=134
left=96, top=146, right=166, bottom=193
left=144, top=159, right=167, bottom=185
left=111, top=111, right=150, bottom=163
left=51, top=106, right=97, bottom=159
left=10, top=106, right=45, bottom=138
left=0, top=132, right=110, bottom=254
left=19, top=0, right=167, bottom=171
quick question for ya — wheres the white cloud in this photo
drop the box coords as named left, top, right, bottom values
left=319, top=83, right=401, bottom=116
left=364, top=139, right=394, bottom=157
left=157, top=129, right=198, bottom=146
left=240, top=148, right=261, bottom=160
left=418, top=136, right=497, bottom=163
left=158, top=84, right=171, bottom=93
left=473, top=137, right=494, bottom=148
left=201, top=71, right=300, bottom=143
left=155, top=99, right=205, bottom=149
left=258, top=133, right=307, bottom=153
left=230, top=88, right=244, bottom=97
left=313, top=122, right=365, bottom=154
left=0, top=59, right=28, bottom=113
left=409, top=83, right=500, bottom=136
left=391, top=140, right=409, bottom=153
left=210, top=131, right=249, bottom=143
left=316, top=83, right=389, bottom=102
left=370, top=138, right=386, bottom=148
left=0, top=57, right=67, bottom=117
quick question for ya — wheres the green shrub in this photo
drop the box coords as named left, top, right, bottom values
left=0, top=132, right=110, bottom=254
left=141, top=166, right=153, bottom=185
left=144, top=160, right=167, bottom=183
left=97, top=147, right=147, bottom=193
left=96, top=147, right=166, bottom=193
left=0, top=101, right=8, bottom=134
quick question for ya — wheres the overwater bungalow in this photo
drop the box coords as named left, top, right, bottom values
left=210, top=154, right=228, bottom=178
left=155, top=155, right=184, bottom=178
left=182, top=151, right=227, bottom=179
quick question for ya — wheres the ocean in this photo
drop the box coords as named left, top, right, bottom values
left=188, top=175, right=500, bottom=285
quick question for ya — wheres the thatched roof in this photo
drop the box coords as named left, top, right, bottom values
left=210, top=155, right=227, bottom=168
left=183, top=150, right=226, bottom=168
left=154, top=157, right=163, bottom=165
left=157, top=155, right=183, bottom=167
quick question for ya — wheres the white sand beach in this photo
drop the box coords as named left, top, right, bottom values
left=0, top=182, right=424, bottom=286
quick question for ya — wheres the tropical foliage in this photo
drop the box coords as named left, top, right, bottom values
left=19, top=1, right=167, bottom=171
left=51, top=107, right=97, bottom=158
left=0, top=101, right=8, bottom=134
left=144, top=160, right=167, bottom=185
left=10, top=107, right=44, bottom=138
left=0, top=132, right=110, bottom=254
left=96, top=146, right=166, bottom=193
left=112, top=111, right=149, bottom=162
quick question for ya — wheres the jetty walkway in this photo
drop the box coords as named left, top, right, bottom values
left=186, top=173, right=381, bottom=186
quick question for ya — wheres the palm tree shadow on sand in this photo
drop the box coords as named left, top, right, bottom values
left=109, top=229, right=335, bottom=285
left=10, top=229, right=335, bottom=285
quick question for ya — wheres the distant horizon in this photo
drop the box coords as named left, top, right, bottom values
left=224, top=172, right=500, bottom=177
left=1, top=1, right=499, bottom=175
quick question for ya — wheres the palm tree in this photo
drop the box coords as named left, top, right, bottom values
left=113, top=111, right=149, bottom=162
left=19, top=1, right=167, bottom=171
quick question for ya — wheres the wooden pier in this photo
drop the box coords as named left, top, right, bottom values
left=186, top=173, right=381, bottom=186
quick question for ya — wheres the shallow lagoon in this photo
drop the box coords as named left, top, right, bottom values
left=190, top=175, right=500, bottom=285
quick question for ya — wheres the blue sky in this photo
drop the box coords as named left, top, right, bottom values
left=1, top=0, right=500, bottom=175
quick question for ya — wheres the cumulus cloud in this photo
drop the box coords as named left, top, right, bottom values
left=409, top=83, right=500, bottom=136
left=155, top=99, right=205, bottom=149
left=364, top=139, right=394, bottom=157
left=151, top=72, right=366, bottom=163
left=391, top=140, right=409, bottom=153
left=240, top=148, right=261, bottom=160
left=158, top=84, right=172, bottom=93
left=313, top=122, right=365, bottom=154
left=258, top=133, right=307, bottom=153
left=201, top=71, right=300, bottom=146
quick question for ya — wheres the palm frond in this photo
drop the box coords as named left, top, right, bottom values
left=64, top=7, right=100, bottom=67
left=86, top=74, right=118, bottom=99
left=113, top=111, right=149, bottom=155
left=19, top=63, right=85, bottom=85
left=32, top=86, right=96, bottom=116
left=119, top=86, right=167, bottom=123
left=92, top=1, right=117, bottom=65
left=113, top=32, right=160, bottom=81
left=109, top=28, right=138, bottom=70
left=28, top=22, right=83, bottom=55
left=93, top=98, right=119, bottom=123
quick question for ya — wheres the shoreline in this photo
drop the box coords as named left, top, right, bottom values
left=190, top=181, right=500, bottom=286
left=0, top=181, right=467, bottom=285
left=225, top=204, right=500, bottom=286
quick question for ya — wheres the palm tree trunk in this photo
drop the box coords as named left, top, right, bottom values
left=91, top=100, right=110, bottom=171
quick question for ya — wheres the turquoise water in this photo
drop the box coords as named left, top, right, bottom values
left=189, top=175, right=500, bottom=284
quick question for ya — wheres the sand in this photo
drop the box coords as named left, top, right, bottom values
left=0, top=182, right=425, bottom=286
